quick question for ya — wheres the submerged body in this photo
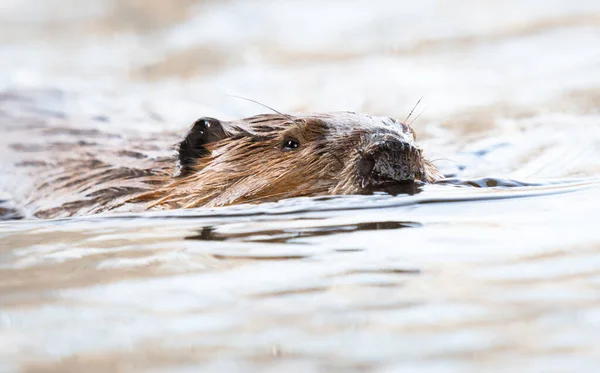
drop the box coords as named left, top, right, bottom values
left=1, top=97, right=441, bottom=219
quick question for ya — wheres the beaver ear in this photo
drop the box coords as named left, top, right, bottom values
left=177, top=117, right=228, bottom=175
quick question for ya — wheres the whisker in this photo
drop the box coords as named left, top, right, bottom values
left=327, top=151, right=345, bottom=168
left=409, top=106, right=426, bottom=126
left=227, top=94, right=294, bottom=121
left=404, top=96, right=423, bottom=124
left=431, top=158, right=464, bottom=167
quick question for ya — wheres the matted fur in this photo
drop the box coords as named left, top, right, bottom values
left=133, top=112, right=441, bottom=209
left=1, top=95, right=441, bottom=219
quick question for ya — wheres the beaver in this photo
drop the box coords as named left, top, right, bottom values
left=136, top=112, right=441, bottom=208
left=1, top=97, right=441, bottom=219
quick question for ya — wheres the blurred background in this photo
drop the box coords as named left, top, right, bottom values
left=2, top=1, right=600, bottom=372
left=2, top=0, right=599, bottom=177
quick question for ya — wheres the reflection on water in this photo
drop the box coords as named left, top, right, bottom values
left=2, top=180, right=600, bottom=372
left=1, top=0, right=600, bottom=372
left=187, top=221, right=421, bottom=244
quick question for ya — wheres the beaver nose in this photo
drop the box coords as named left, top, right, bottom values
left=358, top=139, right=422, bottom=184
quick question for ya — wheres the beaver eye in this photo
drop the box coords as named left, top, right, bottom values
left=282, top=139, right=300, bottom=151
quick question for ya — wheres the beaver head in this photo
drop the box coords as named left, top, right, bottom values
left=138, top=112, right=441, bottom=209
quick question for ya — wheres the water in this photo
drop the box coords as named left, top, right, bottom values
left=1, top=0, right=600, bottom=372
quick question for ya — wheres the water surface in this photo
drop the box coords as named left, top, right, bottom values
left=1, top=0, right=600, bottom=372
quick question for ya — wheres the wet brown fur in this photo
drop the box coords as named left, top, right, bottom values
left=1, top=94, right=441, bottom=219
left=133, top=112, right=441, bottom=210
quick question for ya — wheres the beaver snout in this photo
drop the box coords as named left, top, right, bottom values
left=358, top=138, right=423, bottom=188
